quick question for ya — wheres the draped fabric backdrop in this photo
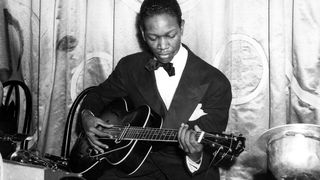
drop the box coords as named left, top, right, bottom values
left=1, top=0, right=320, bottom=179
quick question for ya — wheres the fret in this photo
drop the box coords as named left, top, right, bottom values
left=145, top=128, right=152, bottom=140
left=169, top=130, right=176, bottom=140
left=123, top=127, right=130, bottom=139
left=166, top=129, right=172, bottom=140
left=133, top=127, right=140, bottom=139
left=160, top=129, right=167, bottom=140
left=138, top=128, right=146, bottom=139
left=166, top=130, right=171, bottom=140
left=126, top=127, right=136, bottom=139
left=164, top=129, right=172, bottom=140
left=161, top=129, right=167, bottom=140
left=151, top=128, right=159, bottom=140
left=154, top=128, right=161, bottom=140
left=150, top=128, right=157, bottom=140
left=141, top=128, right=146, bottom=139
left=138, top=128, right=144, bottom=139
left=173, top=131, right=178, bottom=140
left=119, top=126, right=129, bottom=140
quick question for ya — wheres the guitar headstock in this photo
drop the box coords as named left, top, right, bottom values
left=201, top=132, right=246, bottom=158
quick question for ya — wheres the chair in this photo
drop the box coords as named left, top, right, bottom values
left=0, top=80, right=32, bottom=156
left=2, top=80, right=32, bottom=135
left=42, top=86, right=95, bottom=173
left=60, top=86, right=96, bottom=159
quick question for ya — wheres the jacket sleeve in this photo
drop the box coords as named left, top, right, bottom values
left=186, top=74, right=232, bottom=175
left=80, top=58, right=129, bottom=117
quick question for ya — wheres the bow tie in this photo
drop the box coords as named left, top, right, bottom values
left=145, top=59, right=175, bottom=76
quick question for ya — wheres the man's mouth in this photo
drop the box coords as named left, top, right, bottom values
left=158, top=53, right=170, bottom=59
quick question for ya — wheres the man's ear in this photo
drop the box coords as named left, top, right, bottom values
left=180, top=19, right=185, bottom=35
left=139, top=26, right=146, bottom=41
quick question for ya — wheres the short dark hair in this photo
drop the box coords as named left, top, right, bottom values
left=139, top=0, right=182, bottom=30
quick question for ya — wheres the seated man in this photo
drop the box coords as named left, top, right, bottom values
left=77, top=0, right=232, bottom=179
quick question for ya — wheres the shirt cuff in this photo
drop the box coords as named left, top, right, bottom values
left=185, top=153, right=203, bottom=173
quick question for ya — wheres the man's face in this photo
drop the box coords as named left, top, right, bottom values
left=141, top=13, right=184, bottom=63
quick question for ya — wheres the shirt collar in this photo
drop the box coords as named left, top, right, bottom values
left=171, top=44, right=188, bottom=71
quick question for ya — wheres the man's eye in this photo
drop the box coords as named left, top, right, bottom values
left=148, top=36, right=157, bottom=41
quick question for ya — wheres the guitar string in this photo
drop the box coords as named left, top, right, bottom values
left=96, top=133, right=243, bottom=156
left=97, top=128, right=243, bottom=149
left=201, top=138, right=243, bottom=157
left=96, top=126, right=244, bottom=155
left=98, top=127, right=241, bottom=145
left=100, top=125, right=240, bottom=139
left=101, top=126, right=178, bottom=139
left=97, top=127, right=203, bottom=141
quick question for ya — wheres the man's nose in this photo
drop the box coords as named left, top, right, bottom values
left=158, top=37, right=169, bottom=50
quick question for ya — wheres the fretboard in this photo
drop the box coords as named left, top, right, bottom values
left=115, top=126, right=202, bottom=142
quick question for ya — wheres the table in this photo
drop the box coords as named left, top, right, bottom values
left=2, top=159, right=84, bottom=180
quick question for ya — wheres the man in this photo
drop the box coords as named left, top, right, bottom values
left=79, top=0, right=232, bottom=179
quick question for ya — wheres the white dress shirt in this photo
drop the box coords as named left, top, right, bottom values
left=154, top=44, right=202, bottom=172
left=155, top=44, right=187, bottom=109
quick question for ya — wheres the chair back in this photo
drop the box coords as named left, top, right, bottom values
left=61, top=86, right=96, bottom=159
left=0, top=80, right=32, bottom=154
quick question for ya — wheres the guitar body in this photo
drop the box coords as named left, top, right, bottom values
left=69, top=98, right=162, bottom=176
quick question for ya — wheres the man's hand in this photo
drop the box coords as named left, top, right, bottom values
left=81, top=109, right=114, bottom=153
left=178, top=123, right=204, bottom=162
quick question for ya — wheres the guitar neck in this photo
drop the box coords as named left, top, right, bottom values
left=106, top=126, right=209, bottom=143
left=102, top=125, right=245, bottom=157
left=115, top=126, right=187, bottom=142
left=107, top=126, right=236, bottom=144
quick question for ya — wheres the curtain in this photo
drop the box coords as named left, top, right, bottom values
left=0, top=0, right=319, bottom=179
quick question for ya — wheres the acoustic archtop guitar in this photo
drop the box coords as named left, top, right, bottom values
left=69, top=98, right=245, bottom=177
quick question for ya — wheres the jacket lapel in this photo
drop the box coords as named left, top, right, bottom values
left=163, top=52, right=209, bottom=128
left=133, top=61, right=167, bottom=118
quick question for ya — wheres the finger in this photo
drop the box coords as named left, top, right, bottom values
left=178, top=123, right=185, bottom=149
left=84, top=116, right=112, bottom=131
left=87, top=132, right=109, bottom=150
left=179, top=123, right=189, bottom=151
left=86, top=135, right=105, bottom=153
left=187, top=130, right=202, bottom=153
left=97, top=120, right=114, bottom=129
left=184, top=130, right=193, bottom=153
left=188, top=131, right=203, bottom=153
left=88, top=119, right=114, bottom=138
left=82, top=116, right=99, bottom=131
left=91, top=127, right=114, bottom=138
left=192, top=125, right=204, bottom=151
left=194, top=125, right=202, bottom=132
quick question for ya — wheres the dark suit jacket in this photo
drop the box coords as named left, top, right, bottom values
left=81, top=45, right=232, bottom=180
